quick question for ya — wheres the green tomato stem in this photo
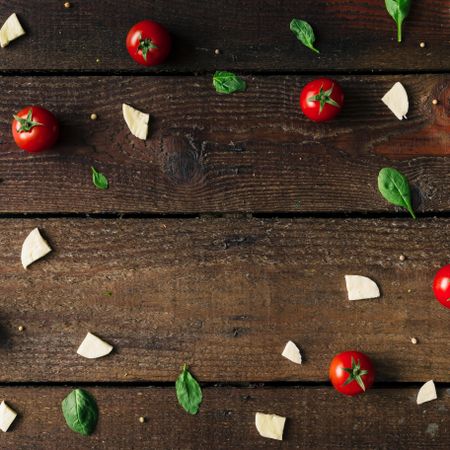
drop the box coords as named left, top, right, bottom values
left=397, top=22, right=402, bottom=43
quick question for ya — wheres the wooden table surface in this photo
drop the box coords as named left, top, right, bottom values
left=0, top=1, right=449, bottom=449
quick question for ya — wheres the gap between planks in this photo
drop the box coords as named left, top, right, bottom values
left=0, top=70, right=449, bottom=77
left=0, top=211, right=450, bottom=220
left=0, top=381, right=449, bottom=389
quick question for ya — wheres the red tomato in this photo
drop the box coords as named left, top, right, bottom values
left=329, top=351, right=375, bottom=396
left=126, top=20, right=171, bottom=66
left=300, top=78, right=344, bottom=122
left=12, top=106, right=59, bottom=153
left=433, top=264, right=450, bottom=309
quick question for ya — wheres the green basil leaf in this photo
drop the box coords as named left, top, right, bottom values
left=378, top=167, right=416, bottom=219
left=290, top=19, right=320, bottom=54
left=176, top=364, right=202, bottom=415
left=385, top=0, right=411, bottom=42
left=91, top=166, right=109, bottom=190
left=61, top=388, right=98, bottom=436
left=213, top=71, right=246, bottom=94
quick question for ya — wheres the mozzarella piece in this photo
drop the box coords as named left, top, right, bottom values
left=382, top=82, right=409, bottom=120
left=0, top=13, right=25, bottom=48
left=122, top=103, right=149, bottom=140
left=281, top=340, right=302, bottom=364
left=0, top=401, right=17, bottom=432
left=345, top=275, right=380, bottom=301
left=77, top=332, right=113, bottom=359
left=21, top=228, right=52, bottom=269
left=417, top=380, right=437, bottom=405
left=255, top=412, right=286, bottom=441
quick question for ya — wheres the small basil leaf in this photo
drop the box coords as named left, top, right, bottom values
left=385, top=0, right=411, bottom=42
left=378, top=167, right=416, bottom=219
left=61, top=388, right=98, bottom=436
left=213, top=71, right=246, bottom=94
left=290, top=19, right=320, bottom=54
left=176, top=364, right=202, bottom=415
left=91, top=166, right=109, bottom=190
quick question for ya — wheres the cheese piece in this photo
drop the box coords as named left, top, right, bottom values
left=417, top=380, right=437, bottom=405
left=281, top=340, right=302, bottom=364
left=381, top=82, right=409, bottom=120
left=345, top=275, right=380, bottom=301
left=0, top=13, right=25, bottom=48
left=255, top=412, right=286, bottom=441
left=0, top=401, right=17, bottom=432
left=77, top=332, right=113, bottom=359
left=122, top=103, right=149, bottom=140
left=21, top=228, right=52, bottom=269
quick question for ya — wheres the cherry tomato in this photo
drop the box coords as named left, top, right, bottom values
left=126, top=20, right=171, bottom=66
left=12, top=106, right=59, bottom=153
left=433, top=264, right=450, bottom=309
left=329, top=351, right=375, bottom=396
left=300, top=78, right=344, bottom=122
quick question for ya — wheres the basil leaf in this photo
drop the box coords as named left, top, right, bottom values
left=213, top=71, right=246, bottom=94
left=290, top=19, right=320, bottom=54
left=378, top=167, right=416, bottom=219
left=91, top=166, right=109, bottom=190
left=61, top=389, right=98, bottom=436
left=385, top=0, right=411, bottom=42
left=176, top=364, right=202, bottom=415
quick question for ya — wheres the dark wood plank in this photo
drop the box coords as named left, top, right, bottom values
left=0, top=75, right=448, bottom=214
left=0, top=386, right=448, bottom=449
left=0, top=1, right=449, bottom=72
left=0, top=218, right=448, bottom=382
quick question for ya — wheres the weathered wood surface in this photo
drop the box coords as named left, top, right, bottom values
left=0, top=1, right=449, bottom=73
left=0, top=386, right=448, bottom=449
left=0, top=218, right=448, bottom=382
left=0, top=75, right=448, bottom=214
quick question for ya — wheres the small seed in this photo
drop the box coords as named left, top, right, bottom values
left=432, top=99, right=438, bottom=105
left=64, top=2, right=71, bottom=8
left=18, top=325, right=24, bottom=332
left=139, top=416, right=145, bottom=423
left=411, top=337, right=418, bottom=345
left=214, top=49, right=221, bottom=55
left=399, top=254, right=406, bottom=261
left=90, top=113, right=98, bottom=121
left=96, top=58, right=100, bottom=63
left=419, top=42, right=426, bottom=48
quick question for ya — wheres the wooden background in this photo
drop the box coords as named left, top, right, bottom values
left=0, top=1, right=448, bottom=449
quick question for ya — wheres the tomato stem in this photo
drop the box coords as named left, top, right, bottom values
left=13, top=109, right=43, bottom=133
left=307, top=84, right=341, bottom=114
left=342, top=357, right=368, bottom=391
left=138, top=35, right=158, bottom=61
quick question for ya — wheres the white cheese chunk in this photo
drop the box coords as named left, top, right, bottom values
left=77, top=332, right=113, bottom=359
left=345, top=275, right=380, bottom=301
left=417, top=380, right=437, bottom=405
left=0, top=401, right=17, bottom=432
left=382, top=82, right=409, bottom=120
left=122, top=103, right=149, bottom=140
left=281, top=340, right=302, bottom=364
left=0, top=13, right=25, bottom=48
left=21, top=228, right=52, bottom=269
left=255, top=412, right=286, bottom=441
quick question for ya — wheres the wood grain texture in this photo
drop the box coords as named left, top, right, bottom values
left=0, top=386, right=448, bottom=449
left=0, top=217, right=448, bottom=382
left=0, top=75, right=448, bottom=214
left=0, top=0, right=449, bottom=72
